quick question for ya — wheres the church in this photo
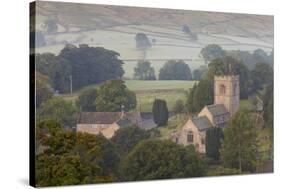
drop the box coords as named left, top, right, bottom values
left=171, top=75, right=240, bottom=153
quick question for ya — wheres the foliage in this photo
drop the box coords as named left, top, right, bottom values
left=36, top=120, right=117, bottom=186
left=36, top=71, right=53, bottom=108
left=251, top=62, right=273, bottom=92
left=76, top=88, right=98, bottom=111
left=43, top=19, right=58, bottom=34
left=192, top=79, right=213, bottom=112
left=173, top=99, right=185, bottom=114
left=135, top=33, right=151, bottom=50
left=159, top=60, right=192, bottom=80
left=111, top=126, right=150, bottom=157
left=263, top=83, right=273, bottom=128
left=35, top=44, right=124, bottom=93
left=207, top=56, right=251, bottom=99
left=37, top=97, right=77, bottom=128
left=95, top=80, right=136, bottom=112
left=152, top=99, right=169, bottom=126
left=221, top=111, right=258, bottom=172
left=207, top=166, right=241, bottom=176
left=120, top=140, right=206, bottom=181
left=134, top=60, right=156, bottom=80
left=200, top=44, right=225, bottom=64
left=192, top=65, right=208, bottom=80
left=186, top=83, right=197, bottom=113
left=182, top=25, right=191, bottom=33
left=206, top=127, right=224, bottom=160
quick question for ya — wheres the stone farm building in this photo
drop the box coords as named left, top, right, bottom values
left=76, top=111, right=157, bottom=138
left=171, top=75, right=240, bottom=153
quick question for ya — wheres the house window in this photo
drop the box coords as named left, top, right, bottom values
left=220, top=84, right=226, bottom=95
left=187, top=131, right=194, bottom=143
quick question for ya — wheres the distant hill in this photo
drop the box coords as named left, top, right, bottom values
left=33, top=1, right=273, bottom=41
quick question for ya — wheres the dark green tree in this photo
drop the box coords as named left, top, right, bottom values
left=251, top=62, right=273, bottom=92
left=36, top=71, right=53, bottom=108
left=193, top=79, right=213, bottom=112
left=111, top=126, right=150, bottom=156
left=135, top=33, right=151, bottom=50
left=134, top=61, right=156, bottom=80
left=95, top=80, right=137, bottom=112
left=221, top=111, right=258, bottom=173
left=186, top=83, right=197, bottom=113
left=159, top=60, right=192, bottom=80
left=76, top=88, right=98, bottom=111
left=120, top=140, right=206, bottom=181
left=152, top=99, right=169, bottom=126
left=206, top=127, right=224, bottom=160
left=200, top=44, right=225, bottom=64
left=173, top=99, right=185, bottom=114
left=37, top=97, right=77, bottom=128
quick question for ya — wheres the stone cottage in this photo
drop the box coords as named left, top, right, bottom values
left=172, top=75, right=240, bottom=153
left=76, top=111, right=157, bottom=138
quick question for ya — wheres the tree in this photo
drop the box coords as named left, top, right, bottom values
left=134, top=61, right=156, bottom=80
left=263, top=83, right=273, bottom=128
left=76, top=88, right=98, bottom=111
left=111, top=126, right=150, bottom=156
left=36, top=71, right=53, bottom=108
left=186, top=83, right=197, bottom=113
left=193, top=79, right=213, bottom=112
left=135, top=33, right=151, bottom=50
left=95, top=80, right=137, bottom=112
left=36, top=44, right=125, bottom=93
left=43, top=19, right=58, bottom=34
left=182, top=25, right=191, bottom=34
left=159, top=60, right=192, bottom=80
left=207, top=56, right=251, bottom=99
left=251, top=62, right=273, bottom=92
left=120, top=140, right=206, bottom=181
left=173, top=99, right=185, bottom=114
left=192, top=65, right=208, bottom=80
left=36, top=120, right=117, bottom=186
left=37, top=97, right=77, bottom=128
left=200, top=44, right=225, bottom=64
left=206, top=127, right=224, bottom=160
left=221, top=111, right=258, bottom=172
left=152, top=99, right=169, bottom=126
left=253, top=49, right=269, bottom=64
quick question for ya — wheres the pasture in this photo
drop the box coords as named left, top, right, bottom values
left=61, top=80, right=197, bottom=112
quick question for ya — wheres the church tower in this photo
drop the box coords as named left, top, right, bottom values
left=214, top=75, right=239, bottom=116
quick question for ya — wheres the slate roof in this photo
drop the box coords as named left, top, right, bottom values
left=206, top=104, right=228, bottom=117
left=78, top=112, right=121, bottom=124
left=116, top=118, right=133, bottom=127
left=77, top=112, right=142, bottom=125
left=191, top=116, right=213, bottom=131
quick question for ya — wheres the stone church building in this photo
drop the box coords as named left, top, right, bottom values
left=171, top=75, right=240, bottom=153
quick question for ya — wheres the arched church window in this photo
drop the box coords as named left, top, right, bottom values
left=187, top=131, right=194, bottom=143
left=220, top=84, right=226, bottom=95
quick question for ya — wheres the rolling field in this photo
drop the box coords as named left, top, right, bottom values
left=61, top=80, right=197, bottom=112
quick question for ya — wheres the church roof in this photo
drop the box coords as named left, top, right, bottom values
left=191, top=116, right=213, bottom=131
left=206, top=104, right=228, bottom=117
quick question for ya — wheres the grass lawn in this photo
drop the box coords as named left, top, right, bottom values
left=61, top=80, right=197, bottom=112
left=157, top=114, right=189, bottom=139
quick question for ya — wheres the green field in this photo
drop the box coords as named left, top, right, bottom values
left=125, top=80, right=196, bottom=91
left=61, top=80, right=197, bottom=112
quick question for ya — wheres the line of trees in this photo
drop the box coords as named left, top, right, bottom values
left=35, top=44, right=125, bottom=94
left=36, top=120, right=206, bottom=186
